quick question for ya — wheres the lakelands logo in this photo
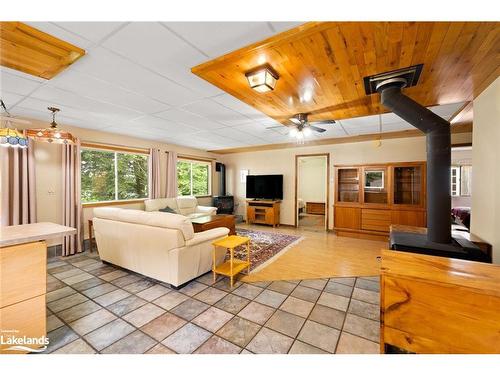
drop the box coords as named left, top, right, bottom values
left=1, top=330, right=49, bottom=353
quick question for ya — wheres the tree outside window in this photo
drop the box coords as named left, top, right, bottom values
left=177, top=158, right=211, bottom=197
left=81, top=148, right=148, bottom=203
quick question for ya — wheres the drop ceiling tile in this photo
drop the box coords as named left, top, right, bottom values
left=0, top=92, right=26, bottom=109
left=25, top=22, right=93, bottom=49
left=382, top=121, right=415, bottom=132
left=211, top=127, right=265, bottom=145
left=340, top=114, right=380, bottom=128
left=103, top=22, right=207, bottom=71
left=0, top=66, right=46, bottom=83
left=18, top=96, right=130, bottom=127
left=71, top=47, right=203, bottom=106
left=165, top=22, right=275, bottom=57
left=155, top=108, right=225, bottom=131
left=211, top=94, right=269, bottom=119
left=127, top=115, right=199, bottom=135
left=48, top=70, right=170, bottom=114
left=429, top=102, right=466, bottom=120
left=55, top=22, right=124, bottom=43
left=181, top=98, right=252, bottom=126
left=0, top=72, right=43, bottom=96
left=269, top=22, right=304, bottom=33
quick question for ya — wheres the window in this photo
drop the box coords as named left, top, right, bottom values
left=451, top=165, right=472, bottom=197
left=177, top=158, right=211, bottom=197
left=81, top=148, right=149, bottom=204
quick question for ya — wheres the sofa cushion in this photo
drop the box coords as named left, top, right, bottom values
left=93, top=207, right=194, bottom=240
left=176, top=196, right=198, bottom=215
left=144, top=198, right=178, bottom=213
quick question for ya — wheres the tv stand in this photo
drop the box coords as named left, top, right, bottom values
left=246, top=200, right=280, bottom=227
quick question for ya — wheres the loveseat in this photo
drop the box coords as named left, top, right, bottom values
left=92, top=207, right=228, bottom=287
left=144, top=196, right=217, bottom=219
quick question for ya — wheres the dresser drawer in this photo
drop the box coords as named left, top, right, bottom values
left=361, top=209, right=391, bottom=232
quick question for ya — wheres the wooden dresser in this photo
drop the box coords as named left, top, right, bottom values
left=0, top=223, right=76, bottom=354
left=334, top=161, right=426, bottom=241
left=306, top=202, right=326, bottom=215
left=246, top=200, right=280, bottom=227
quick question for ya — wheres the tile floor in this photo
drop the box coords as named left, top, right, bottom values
left=45, top=251, right=380, bottom=354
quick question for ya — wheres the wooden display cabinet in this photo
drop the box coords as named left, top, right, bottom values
left=334, top=162, right=426, bottom=240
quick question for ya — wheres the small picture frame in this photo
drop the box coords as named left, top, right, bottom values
left=240, top=169, right=249, bottom=183
left=364, top=170, right=384, bottom=189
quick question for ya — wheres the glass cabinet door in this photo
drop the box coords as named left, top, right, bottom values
left=337, top=168, right=360, bottom=203
left=393, top=165, right=423, bottom=205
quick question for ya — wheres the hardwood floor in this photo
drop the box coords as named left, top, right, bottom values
left=238, top=223, right=384, bottom=283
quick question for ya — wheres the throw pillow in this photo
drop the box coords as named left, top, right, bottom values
left=159, top=206, right=177, bottom=214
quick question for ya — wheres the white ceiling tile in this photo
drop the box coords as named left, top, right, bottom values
left=48, top=70, right=170, bottom=114
left=155, top=108, right=225, bottom=131
left=54, top=22, right=124, bottom=43
left=182, top=98, right=252, bottom=126
left=166, top=22, right=275, bottom=57
left=429, top=102, right=466, bottom=120
left=0, top=72, right=43, bottom=96
left=25, top=22, right=93, bottom=49
left=103, top=22, right=206, bottom=70
left=382, top=121, right=415, bottom=132
left=211, top=94, right=268, bottom=119
left=269, top=22, right=304, bottom=33
left=71, top=47, right=203, bottom=106
left=0, top=92, right=26, bottom=109
left=127, top=115, right=198, bottom=135
left=0, top=66, right=46, bottom=83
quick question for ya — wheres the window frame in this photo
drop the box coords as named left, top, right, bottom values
left=451, top=164, right=472, bottom=197
left=177, top=157, right=212, bottom=198
left=81, top=144, right=150, bottom=207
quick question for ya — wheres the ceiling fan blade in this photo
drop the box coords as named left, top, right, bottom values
left=309, top=125, right=326, bottom=133
left=309, top=120, right=336, bottom=126
left=289, top=117, right=301, bottom=125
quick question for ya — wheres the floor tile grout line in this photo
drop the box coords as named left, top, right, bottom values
left=48, top=252, right=381, bottom=354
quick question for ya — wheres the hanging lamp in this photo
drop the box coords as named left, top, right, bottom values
left=0, top=99, right=30, bottom=148
left=26, top=107, right=76, bottom=144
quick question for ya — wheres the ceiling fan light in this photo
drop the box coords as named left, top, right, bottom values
left=289, top=128, right=298, bottom=137
left=296, top=131, right=304, bottom=139
left=303, top=127, right=312, bottom=136
left=245, top=64, right=279, bottom=93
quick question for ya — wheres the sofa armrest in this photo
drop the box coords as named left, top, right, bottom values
left=196, top=205, right=217, bottom=215
left=185, top=227, right=229, bottom=247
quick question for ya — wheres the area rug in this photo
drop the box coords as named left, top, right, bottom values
left=228, top=228, right=304, bottom=273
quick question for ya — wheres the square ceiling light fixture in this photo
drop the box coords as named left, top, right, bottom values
left=245, top=64, right=279, bottom=93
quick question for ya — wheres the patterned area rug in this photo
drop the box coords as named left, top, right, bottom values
left=229, top=228, right=303, bottom=273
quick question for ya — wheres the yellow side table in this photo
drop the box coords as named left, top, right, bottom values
left=212, top=235, right=251, bottom=288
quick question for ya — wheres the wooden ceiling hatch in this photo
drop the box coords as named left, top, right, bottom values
left=0, top=22, right=86, bottom=79
left=192, top=22, right=500, bottom=124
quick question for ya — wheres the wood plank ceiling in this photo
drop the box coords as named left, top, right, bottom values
left=192, top=22, right=500, bottom=125
left=0, top=22, right=85, bottom=79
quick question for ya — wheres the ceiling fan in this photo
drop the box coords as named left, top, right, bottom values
left=267, top=113, right=336, bottom=142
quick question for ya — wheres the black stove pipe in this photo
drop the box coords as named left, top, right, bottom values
left=377, top=81, right=451, bottom=244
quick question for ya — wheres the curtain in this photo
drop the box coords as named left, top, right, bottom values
left=148, top=148, right=161, bottom=199
left=0, top=144, right=37, bottom=226
left=61, top=139, right=83, bottom=256
left=165, top=151, right=178, bottom=198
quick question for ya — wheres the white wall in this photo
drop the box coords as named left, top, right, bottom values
left=298, top=156, right=327, bottom=203
left=222, top=132, right=472, bottom=229
left=471, top=77, right=500, bottom=263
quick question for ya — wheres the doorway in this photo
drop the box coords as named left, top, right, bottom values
left=295, top=154, right=329, bottom=231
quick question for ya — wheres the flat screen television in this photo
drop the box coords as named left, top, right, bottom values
left=246, top=174, right=283, bottom=200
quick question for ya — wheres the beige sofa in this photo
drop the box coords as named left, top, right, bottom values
left=93, top=207, right=228, bottom=287
left=144, top=196, right=217, bottom=219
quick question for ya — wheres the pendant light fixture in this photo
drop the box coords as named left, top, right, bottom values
left=26, top=107, right=76, bottom=144
left=0, top=99, right=30, bottom=148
